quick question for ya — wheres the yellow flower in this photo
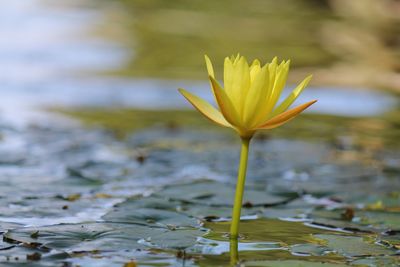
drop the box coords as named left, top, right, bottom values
left=178, top=55, right=317, bottom=138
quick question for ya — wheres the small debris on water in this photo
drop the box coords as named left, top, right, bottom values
left=30, top=231, right=39, bottom=239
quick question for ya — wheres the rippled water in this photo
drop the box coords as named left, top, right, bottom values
left=0, top=1, right=399, bottom=266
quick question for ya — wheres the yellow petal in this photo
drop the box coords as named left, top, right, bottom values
left=209, top=76, right=241, bottom=127
left=270, top=60, right=290, bottom=104
left=178, top=88, right=231, bottom=128
left=256, top=100, right=317, bottom=130
left=262, top=57, right=278, bottom=110
left=262, top=60, right=290, bottom=117
left=224, top=56, right=234, bottom=93
left=249, top=60, right=287, bottom=128
left=205, top=55, right=221, bottom=105
left=270, top=75, right=312, bottom=118
left=267, top=57, right=278, bottom=92
left=224, top=56, right=250, bottom=117
left=243, top=65, right=269, bottom=127
left=250, top=60, right=261, bottom=83
left=204, top=55, right=215, bottom=78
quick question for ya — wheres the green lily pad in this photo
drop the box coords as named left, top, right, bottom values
left=102, top=206, right=200, bottom=228
left=0, top=196, right=110, bottom=221
left=3, top=221, right=206, bottom=254
left=290, top=244, right=330, bottom=256
left=379, top=230, right=400, bottom=249
left=179, top=202, right=260, bottom=220
left=309, top=208, right=376, bottom=233
left=351, top=255, right=400, bottom=267
left=315, top=234, right=395, bottom=257
left=261, top=207, right=308, bottom=220
left=67, top=160, right=137, bottom=183
left=357, top=211, right=400, bottom=230
left=3, top=223, right=160, bottom=252
left=0, top=248, right=69, bottom=266
left=141, top=229, right=204, bottom=250
left=159, top=180, right=288, bottom=206
left=108, top=195, right=259, bottom=221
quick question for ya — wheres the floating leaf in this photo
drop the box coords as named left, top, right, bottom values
left=315, top=234, right=395, bottom=257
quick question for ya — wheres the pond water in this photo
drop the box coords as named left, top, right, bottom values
left=0, top=0, right=399, bottom=266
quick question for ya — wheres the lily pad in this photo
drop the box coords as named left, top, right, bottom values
left=3, top=223, right=159, bottom=252
left=309, top=208, right=375, bottom=233
left=379, top=230, right=400, bottom=249
left=351, top=255, right=400, bottom=267
left=159, top=180, right=289, bottom=206
left=102, top=206, right=200, bottom=228
left=3, top=221, right=206, bottom=254
left=315, top=234, right=395, bottom=257
left=140, top=229, right=204, bottom=250
left=179, top=202, right=260, bottom=220
left=67, top=160, right=137, bottom=183
left=290, top=244, right=330, bottom=256
left=357, top=211, right=400, bottom=230
left=0, top=245, right=69, bottom=265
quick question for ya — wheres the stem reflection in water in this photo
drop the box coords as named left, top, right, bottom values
left=229, top=137, right=251, bottom=266
left=230, top=238, right=239, bottom=266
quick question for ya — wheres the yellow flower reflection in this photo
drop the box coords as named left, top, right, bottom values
left=179, top=55, right=316, bottom=138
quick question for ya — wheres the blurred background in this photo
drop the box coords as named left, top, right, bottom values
left=1, top=0, right=399, bottom=116
left=1, top=0, right=399, bottom=151
left=0, top=1, right=399, bottom=266
left=97, top=0, right=400, bottom=89
left=1, top=0, right=399, bottom=142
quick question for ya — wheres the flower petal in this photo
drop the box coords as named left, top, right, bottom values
left=258, top=57, right=277, bottom=117
left=270, top=75, right=312, bottom=118
left=204, top=55, right=215, bottom=78
left=243, top=65, right=269, bottom=127
left=205, top=55, right=219, bottom=105
left=256, top=100, right=317, bottom=130
left=209, top=76, right=241, bottom=127
left=249, top=59, right=261, bottom=83
left=251, top=60, right=289, bottom=128
left=225, top=56, right=250, bottom=98
left=226, top=56, right=250, bottom=117
left=267, top=57, right=278, bottom=93
left=178, top=88, right=232, bottom=128
left=267, top=60, right=290, bottom=109
left=224, top=56, right=234, bottom=92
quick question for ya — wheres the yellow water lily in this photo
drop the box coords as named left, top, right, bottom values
left=178, top=55, right=317, bottom=250
left=178, top=55, right=316, bottom=139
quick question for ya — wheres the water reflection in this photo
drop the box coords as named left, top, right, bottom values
left=230, top=238, right=239, bottom=266
left=0, top=0, right=125, bottom=84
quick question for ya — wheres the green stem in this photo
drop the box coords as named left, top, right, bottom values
left=229, top=238, right=238, bottom=266
left=230, top=137, right=251, bottom=240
